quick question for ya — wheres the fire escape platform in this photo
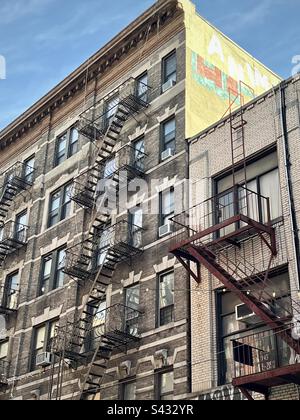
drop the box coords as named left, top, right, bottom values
left=233, top=363, right=300, bottom=395
left=170, top=213, right=276, bottom=255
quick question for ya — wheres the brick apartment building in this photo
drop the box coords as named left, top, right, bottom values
left=0, top=0, right=288, bottom=401
left=170, top=75, right=300, bottom=400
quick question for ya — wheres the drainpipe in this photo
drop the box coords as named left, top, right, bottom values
left=279, top=83, right=300, bottom=289
left=186, top=138, right=192, bottom=394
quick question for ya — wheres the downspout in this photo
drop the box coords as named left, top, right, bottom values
left=186, top=138, right=192, bottom=394
left=279, top=82, right=300, bottom=288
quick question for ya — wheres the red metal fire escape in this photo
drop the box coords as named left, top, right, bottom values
left=170, top=85, right=300, bottom=400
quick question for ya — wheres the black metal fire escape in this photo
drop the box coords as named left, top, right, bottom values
left=49, top=77, right=150, bottom=400
left=170, top=86, right=300, bottom=400
left=0, top=162, right=35, bottom=226
left=0, top=221, right=29, bottom=268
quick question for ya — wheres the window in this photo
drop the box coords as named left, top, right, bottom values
left=15, top=211, right=28, bottom=242
left=124, top=285, right=140, bottom=336
left=133, top=138, right=145, bottom=171
left=216, top=152, right=282, bottom=225
left=48, top=183, right=72, bottom=227
left=85, top=300, right=106, bottom=352
left=104, top=158, right=117, bottom=179
left=137, top=73, right=148, bottom=102
left=106, top=96, right=120, bottom=128
left=23, top=156, right=35, bottom=184
left=161, top=118, right=176, bottom=155
left=39, top=247, right=66, bottom=295
left=157, top=371, right=174, bottom=400
left=158, top=271, right=174, bottom=327
left=55, top=126, right=79, bottom=166
left=3, top=272, right=19, bottom=310
left=129, top=206, right=143, bottom=249
left=160, top=188, right=175, bottom=227
left=217, top=271, right=291, bottom=385
left=120, top=380, right=136, bottom=400
left=31, top=320, right=58, bottom=370
left=162, top=51, right=177, bottom=89
left=0, top=341, right=8, bottom=362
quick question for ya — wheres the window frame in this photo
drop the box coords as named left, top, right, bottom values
left=155, top=368, right=174, bottom=400
left=0, top=340, right=9, bottom=362
left=48, top=182, right=72, bottom=228
left=216, top=268, right=291, bottom=386
left=39, top=246, right=66, bottom=296
left=136, top=72, right=148, bottom=103
left=54, top=126, right=79, bottom=167
left=119, top=378, right=137, bottom=400
left=3, top=271, right=19, bottom=310
left=160, top=117, right=176, bottom=157
left=215, top=166, right=282, bottom=232
left=31, top=319, right=58, bottom=371
left=157, top=270, right=175, bottom=328
left=15, top=210, right=28, bottom=242
left=124, top=283, right=140, bottom=336
left=162, top=50, right=177, bottom=89
left=23, top=155, right=35, bottom=184
left=159, top=187, right=175, bottom=228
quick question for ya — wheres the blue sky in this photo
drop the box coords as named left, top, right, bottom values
left=0, top=0, right=299, bottom=130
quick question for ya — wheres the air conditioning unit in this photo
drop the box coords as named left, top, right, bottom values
left=161, top=148, right=175, bottom=161
left=162, top=79, right=176, bottom=93
left=159, top=223, right=173, bottom=238
left=235, top=303, right=271, bottom=325
left=36, top=352, right=54, bottom=368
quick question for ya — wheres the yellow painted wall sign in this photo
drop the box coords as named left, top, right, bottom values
left=181, top=0, right=282, bottom=138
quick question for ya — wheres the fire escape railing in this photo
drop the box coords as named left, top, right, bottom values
left=0, top=286, right=19, bottom=314
left=0, top=222, right=29, bottom=267
left=0, top=162, right=35, bottom=223
left=78, top=77, right=151, bottom=143
left=52, top=303, right=142, bottom=361
left=70, top=142, right=147, bottom=210
left=231, top=322, right=300, bottom=381
left=63, top=220, right=144, bottom=281
left=170, top=185, right=274, bottom=251
left=0, top=360, right=9, bottom=387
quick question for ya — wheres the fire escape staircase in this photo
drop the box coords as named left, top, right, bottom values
left=0, top=162, right=35, bottom=226
left=71, top=77, right=149, bottom=212
left=170, top=85, right=300, bottom=399
left=48, top=78, right=149, bottom=400
left=0, top=221, right=28, bottom=268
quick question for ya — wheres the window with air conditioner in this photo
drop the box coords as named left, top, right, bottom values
left=161, top=118, right=176, bottom=161
left=159, top=188, right=174, bottom=237
left=32, top=320, right=58, bottom=370
left=162, top=51, right=177, bottom=93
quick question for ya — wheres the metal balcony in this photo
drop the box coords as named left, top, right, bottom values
left=53, top=303, right=141, bottom=363
left=0, top=221, right=29, bottom=266
left=232, top=322, right=300, bottom=398
left=63, top=220, right=144, bottom=281
left=170, top=186, right=276, bottom=255
left=78, top=77, right=151, bottom=143
left=71, top=143, right=147, bottom=210
left=0, top=162, right=35, bottom=221
left=0, top=360, right=9, bottom=388
left=0, top=285, right=19, bottom=315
